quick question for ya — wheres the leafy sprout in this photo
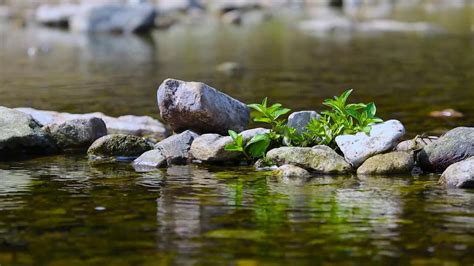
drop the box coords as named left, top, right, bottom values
left=224, top=90, right=383, bottom=161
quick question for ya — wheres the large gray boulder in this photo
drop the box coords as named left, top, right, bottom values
left=439, top=157, right=474, bottom=189
left=70, top=3, right=156, bottom=33
left=266, top=146, right=352, bottom=174
left=132, top=149, right=167, bottom=172
left=356, top=151, right=414, bottom=175
left=417, top=127, right=474, bottom=173
left=155, top=130, right=199, bottom=165
left=190, top=128, right=268, bottom=162
left=15, top=107, right=169, bottom=139
left=335, top=120, right=405, bottom=167
left=157, top=78, right=250, bottom=135
left=43, top=118, right=107, bottom=150
left=287, top=111, right=320, bottom=134
left=87, top=134, right=154, bottom=162
left=0, top=107, right=57, bottom=159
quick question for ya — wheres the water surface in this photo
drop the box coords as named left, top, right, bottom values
left=0, top=5, right=473, bottom=265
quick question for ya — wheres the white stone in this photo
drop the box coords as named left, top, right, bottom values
left=335, top=120, right=405, bottom=167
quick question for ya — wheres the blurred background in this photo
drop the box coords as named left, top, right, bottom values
left=0, top=0, right=472, bottom=135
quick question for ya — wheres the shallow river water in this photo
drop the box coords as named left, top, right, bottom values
left=0, top=4, right=473, bottom=265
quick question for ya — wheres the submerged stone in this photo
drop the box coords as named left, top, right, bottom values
left=335, top=120, right=405, bottom=167
left=356, top=151, right=414, bottom=175
left=439, top=157, right=474, bottom=189
left=87, top=134, right=153, bottom=162
left=157, top=78, right=250, bottom=135
left=266, top=146, right=352, bottom=174
left=417, top=127, right=474, bottom=173
left=132, top=149, right=167, bottom=172
left=273, top=164, right=311, bottom=178
left=0, top=106, right=58, bottom=159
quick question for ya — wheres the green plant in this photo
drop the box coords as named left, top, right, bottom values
left=225, top=130, right=271, bottom=160
left=224, top=90, right=383, bottom=161
left=306, top=89, right=383, bottom=147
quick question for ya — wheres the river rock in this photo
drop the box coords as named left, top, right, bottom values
left=439, top=157, right=474, bottom=189
left=356, top=151, right=414, bottom=175
left=43, top=118, right=107, bottom=150
left=287, top=111, right=320, bottom=134
left=15, top=107, right=169, bottom=139
left=132, top=149, right=167, bottom=172
left=157, top=78, right=250, bottom=135
left=417, top=127, right=474, bottom=173
left=0, top=107, right=57, bottom=159
left=216, top=62, right=245, bottom=75
left=87, top=134, right=154, bottom=162
left=266, top=146, right=352, bottom=174
left=273, top=164, right=311, bottom=178
left=395, top=136, right=438, bottom=152
left=190, top=128, right=268, bottom=162
left=155, top=130, right=199, bottom=165
left=35, top=4, right=78, bottom=27
left=70, top=3, right=156, bottom=33
left=335, top=120, right=405, bottom=167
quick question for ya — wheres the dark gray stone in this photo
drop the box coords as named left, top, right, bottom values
left=287, top=111, right=320, bottom=134
left=0, top=107, right=57, bottom=159
left=417, top=127, right=474, bottom=173
left=157, top=78, right=250, bottom=135
left=155, top=130, right=199, bottom=165
left=87, top=134, right=154, bottom=162
left=43, top=118, right=107, bottom=149
left=439, top=157, right=474, bottom=189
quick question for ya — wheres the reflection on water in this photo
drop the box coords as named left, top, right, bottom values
left=0, top=156, right=472, bottom=264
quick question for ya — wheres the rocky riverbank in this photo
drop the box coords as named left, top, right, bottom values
left=1, top=78, right=472, bottom=189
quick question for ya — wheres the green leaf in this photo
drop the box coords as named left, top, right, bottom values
left=366, top=102, right=376, bottom=117
left=362, top=126, right=372, bottom=134
left=228, top=130, right=238, bottom=141
left=246, top=134, right=271, bottom=158
left=247, top=103, right=265, bottom=113
left=346, top=103, right=366, bottom=110
left=272, top=108, right=291, bottom=119
left=345, top=108, right=360, bottom=121
left=253, top=117, right=272, bottom=123
left=235, top=134, right=244, bottom=146
left=224, top=144, right=243, bottom=152
left=339, top=89, right=353, bottom=105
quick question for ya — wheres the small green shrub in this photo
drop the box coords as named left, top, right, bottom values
left=224, top=90, right=383, bottom=161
